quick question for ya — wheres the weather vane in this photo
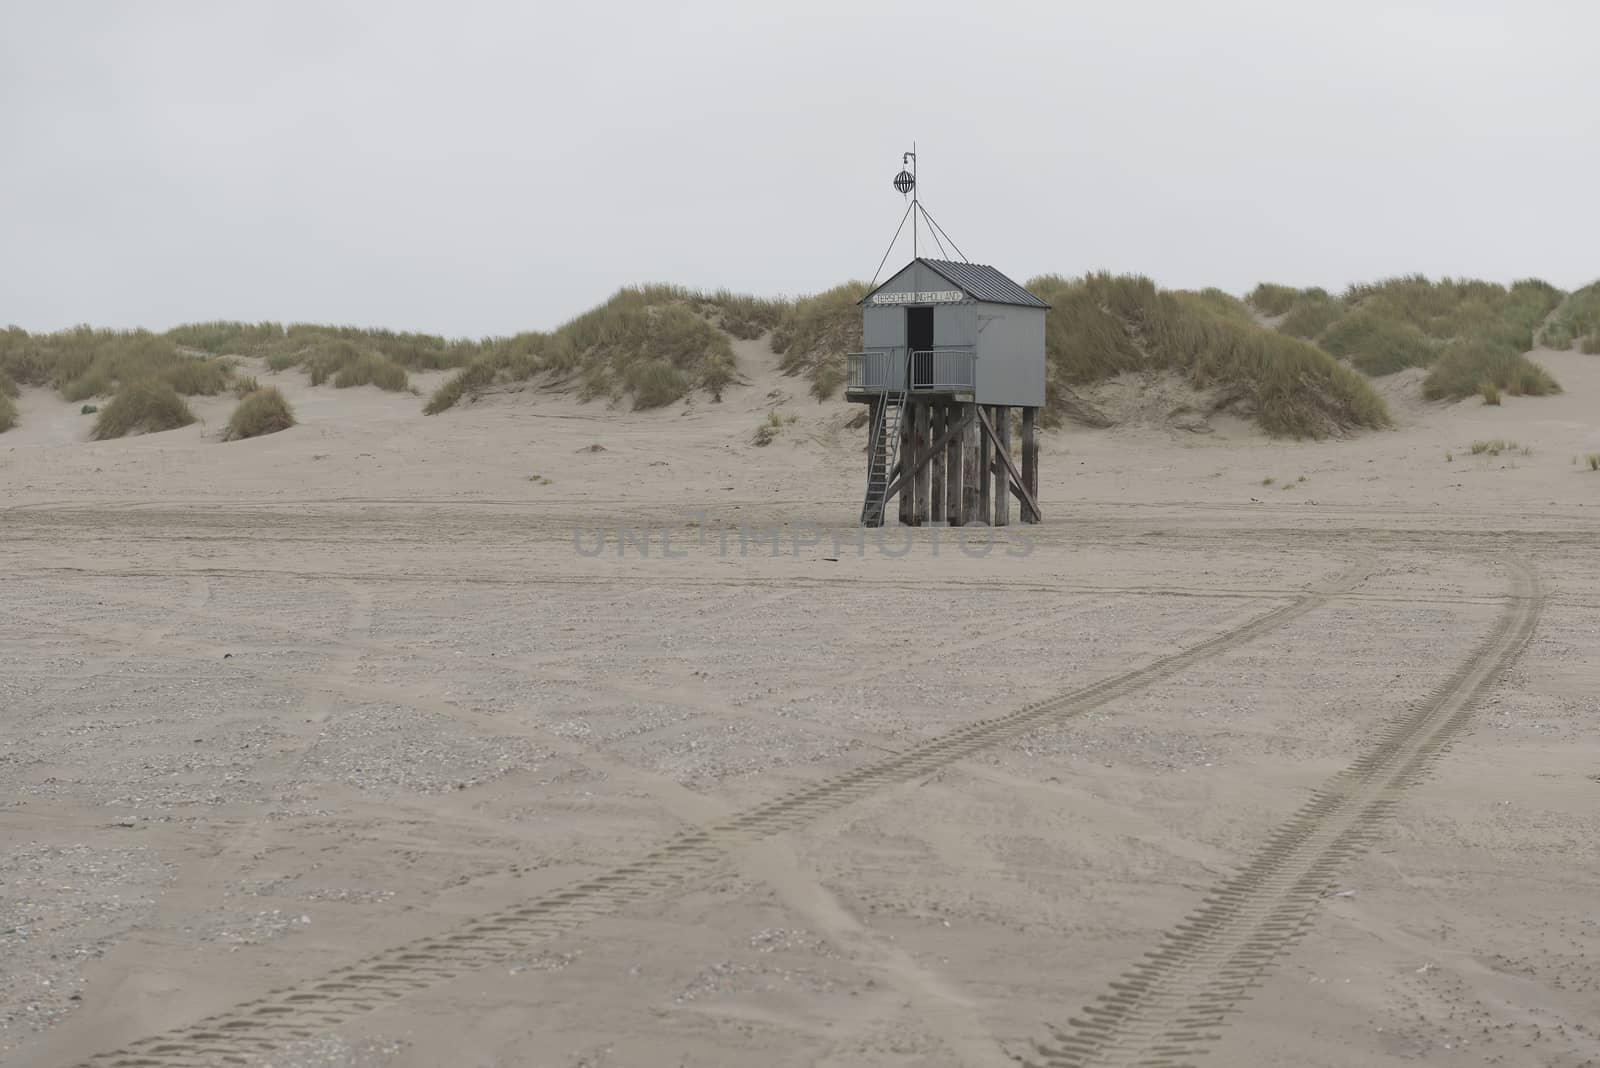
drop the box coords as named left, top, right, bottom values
left=894, top=150, right=916, bottom=196
left=895, top=145, right=918, bottom=257
left=870, top=142, right=968, bottom=286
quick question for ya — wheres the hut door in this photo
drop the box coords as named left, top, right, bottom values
left=907, top=306, right=934, bottom=353
left=906, top=306, right=934, bottom=389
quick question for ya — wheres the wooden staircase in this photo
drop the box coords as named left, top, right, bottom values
left=860, top=389, right=907, bottom=526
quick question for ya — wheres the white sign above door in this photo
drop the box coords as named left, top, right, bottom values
left=868, top=290, right=964, bottom=306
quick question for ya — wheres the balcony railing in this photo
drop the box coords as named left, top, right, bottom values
left=847, top=348, right=976, bottom=393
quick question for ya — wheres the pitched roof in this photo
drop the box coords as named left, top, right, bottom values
left=861, top=258, right=1050, bottom=309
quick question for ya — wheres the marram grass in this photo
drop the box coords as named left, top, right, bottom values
left=225, top=386, right=297, bottom=440
left=1029, top=273, right=1389, bottom=438
left=428, top=286, right=764, bottom=413
left=1252, top=274, right=1566, bottom=395
left=1539, top=281, right=1600, bottom=351
left=91, top=380, right=196, bottom=440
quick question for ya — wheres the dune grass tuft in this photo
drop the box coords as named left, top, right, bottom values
left=1278, top=293, right=1346, bottom=341
left=1027, top=273, right=1389, bottom=438
left=1246, top=286, right=1347, bottom=340
left=428, top=286, right=769, bottom=413
left=171, top=321, right=478, bottom=371
left=1423, top=339, right=1560, bottom=401
left=166, top=321, right=483, bottom=397
left=1184, top=288, right=1255, bottom=322
left=91, top=380, right=197, bottom=439
left=0, top=375, right=15, bottom=432
left=1539, top=282, right=1600, bottom=351
left=770, top=283, right=869, bottom=400
left=423, top=358, right=505, bottom=415
left=164, top=357, right=232, bottom=396
left=1246, top=284, right=1302, bottom=318
left=556, top=291, right=738, bottom=407
left=1339, top=276, right=1560, bottom=348
left=1318, top=309, right=1435, bottom=374
left=0, top=325, right=235, bottom=404
left=623, top=358, right=690, bottom=410
left=331, top=351, right=409, bottom=391
left=0, top=327, right=51, bottom=389
left=224, top=386, right=296, bottom=440
left=697, top=291, right=789, bottom=340
left=752, top=410, right=799, bottom=447
left=1479, top=381, right=1501, bottom=405
left=166, top=320, right=287, bottom=355
left=421, top=333, right=547, bottom=414
left=1588, top=453, right=1600, bottom=471
left=1253, top=274, right=1566, bottom=396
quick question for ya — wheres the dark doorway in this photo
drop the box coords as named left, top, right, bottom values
left=907, top=306, right=934, bottom=388
left=907, top=306, right=934, bottom=352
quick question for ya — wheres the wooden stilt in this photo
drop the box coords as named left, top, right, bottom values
left=879, top=405, right=974, bottom=508
left=974, top=406, right=1043, bottom=524
left=945, top=402, right=962, bottom=525
left=972, top=406, right=985, bottom=524
left=961, top=409, right=979, bottom=525
left=921, top=399, right=934, bottom=524
left=1021, top=406, right=1038, bottom=525
left=993, top=405, right=1011, bottom=526
left=875, top=401, right=1031, bottom=530
left=897, top=398, right=914, bottom=526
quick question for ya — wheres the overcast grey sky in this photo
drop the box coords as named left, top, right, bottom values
left=3, top=1, right=1596, bottom=338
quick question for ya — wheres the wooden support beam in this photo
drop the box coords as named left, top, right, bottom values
left=994, top=461, right=1043, bottom=517
left=961, top=408, right=979, bottom=525
left=975, top=406, right=1043, bottom=524
left=929, top=402, right=945, bottom=523
left=992, top=405, right=1011, bottom=526
left=902, top=398, right=915, bottom=524
left=977, top=406, right=992, bottom=524
left=940, top=398, right=953, bottom=524
left=921, top=399, right=934, bottom=524
left=879, top=405, right=972, bottom=513
left=1021, top=406, right=1038, bottom=525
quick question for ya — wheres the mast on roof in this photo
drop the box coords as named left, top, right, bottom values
left=893, top=144, right=918, bottom=260
left=876, top=145, right=970, bottom=287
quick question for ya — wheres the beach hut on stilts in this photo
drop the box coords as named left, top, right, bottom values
left=845, top=147, right=1047, bottom=527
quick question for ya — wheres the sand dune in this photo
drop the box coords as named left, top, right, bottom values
left=2, top=339, right=1597, bottom=1067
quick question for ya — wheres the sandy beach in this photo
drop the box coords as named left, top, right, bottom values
left=3, top=342, right=1598, bottom=1068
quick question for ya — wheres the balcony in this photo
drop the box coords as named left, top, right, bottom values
left=846, top=348, right=976, bottom=395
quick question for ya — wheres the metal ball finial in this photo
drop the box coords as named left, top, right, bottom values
left=893, top=169, right=915, bottom=195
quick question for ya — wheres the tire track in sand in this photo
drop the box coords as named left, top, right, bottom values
left=30, top=580, right=371, bottom=1064
left=67, top=559, right=1375, bottom=1068
left=1022, top=556, right=1543, bottom=1068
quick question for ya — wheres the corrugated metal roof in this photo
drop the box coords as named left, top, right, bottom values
left=862, top=258, right=1050, bottom=309
left=922, top=260, right=1050, bottom=308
